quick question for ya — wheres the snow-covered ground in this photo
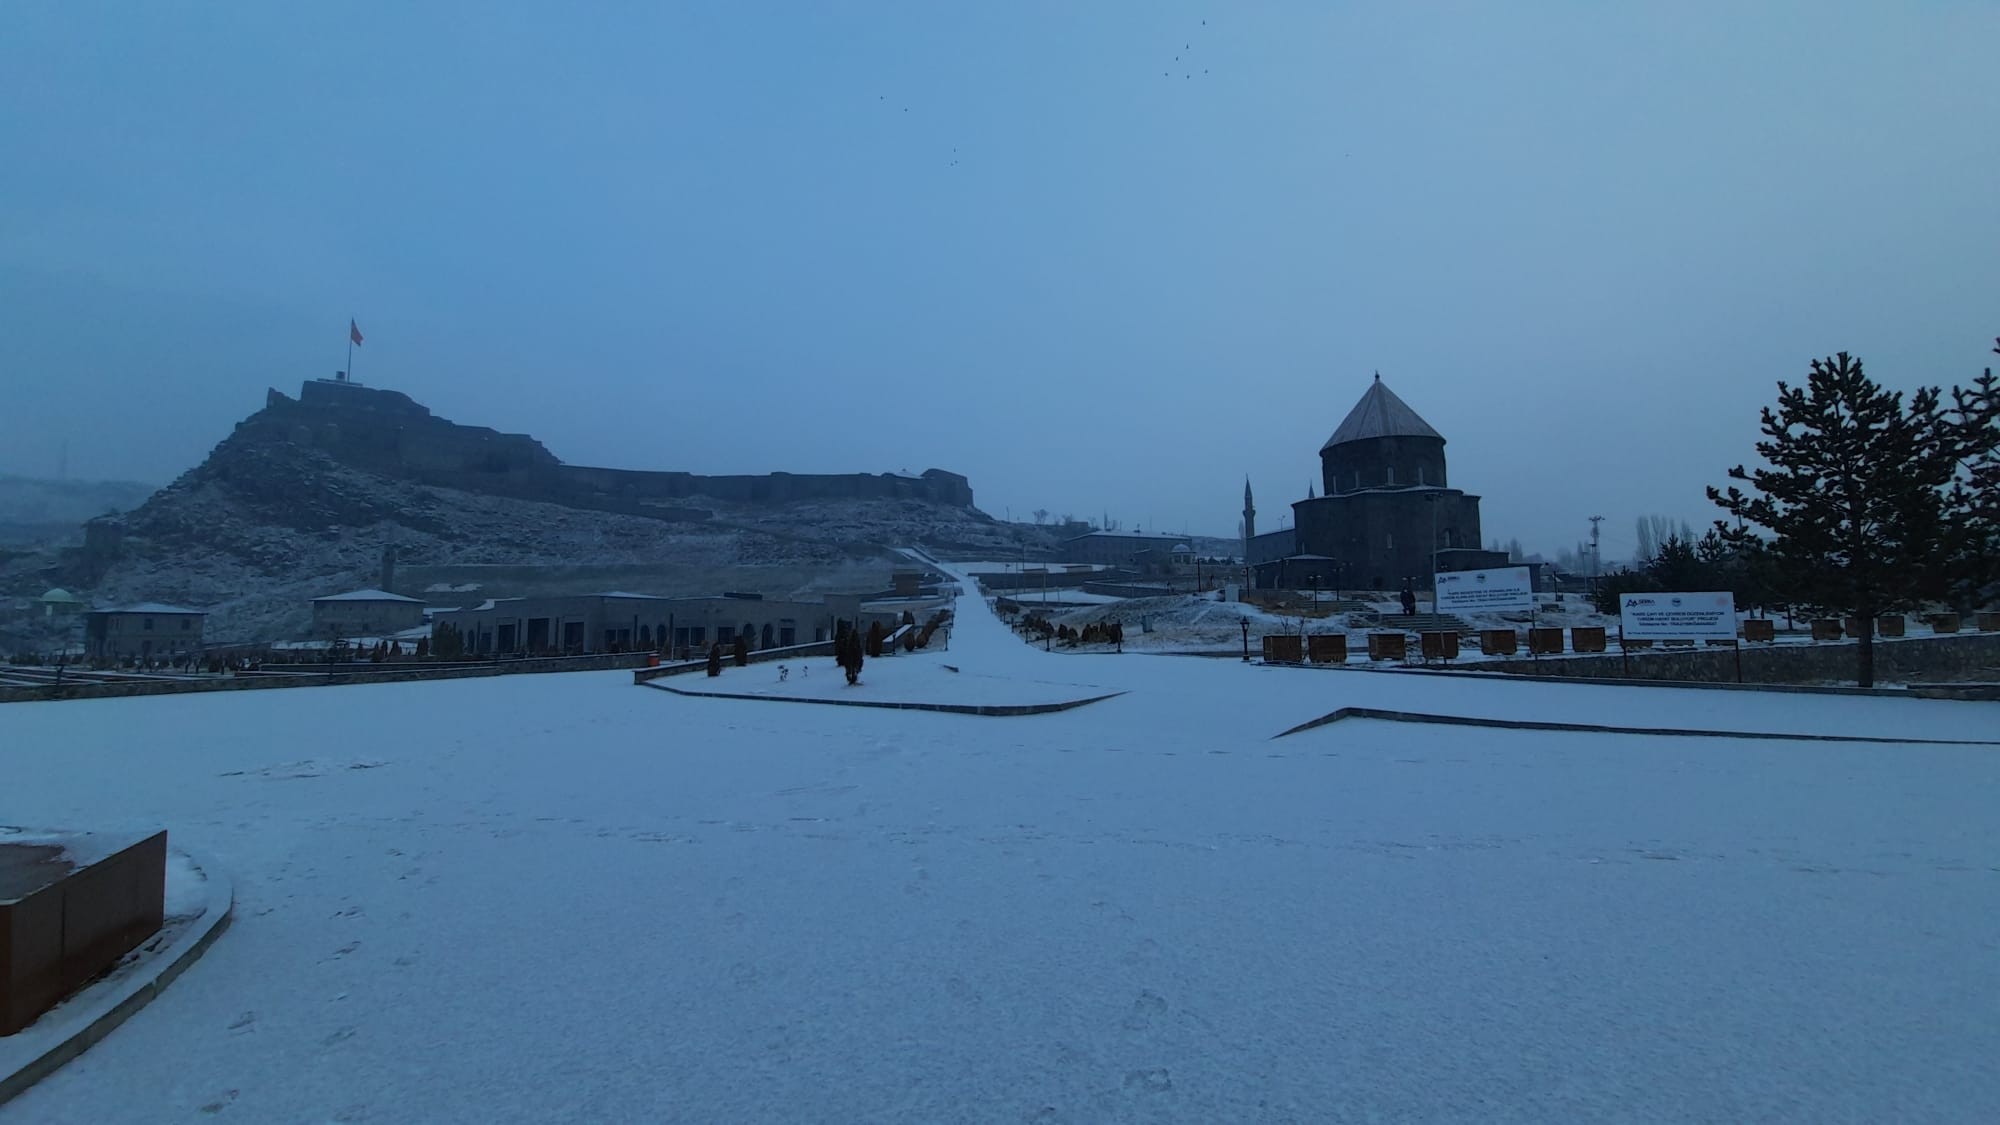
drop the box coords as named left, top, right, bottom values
left=1, top=567, right=1996, bottom=1122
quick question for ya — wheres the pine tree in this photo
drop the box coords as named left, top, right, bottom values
left=1940, top=339, right=2000, bottom=609
left=1709, top=351, right=1961, bottom=686
left=1646, top=534, right=1708, bottom=592
left=837, top=624, right=864, bottom=684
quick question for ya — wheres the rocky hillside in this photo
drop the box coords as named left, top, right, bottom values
left=0, top=388, right=1058, bottom=645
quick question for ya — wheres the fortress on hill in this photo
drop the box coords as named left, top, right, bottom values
left=253, top=378, right=976, bottom=514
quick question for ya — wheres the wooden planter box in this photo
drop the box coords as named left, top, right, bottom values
left=1420, top=631, right=1459, bottom=661
left=1367, top=632, right=1407, bottom=661
left=1262, top=635, right=1304, bottom=664
left=1929, top=613, right=1961, bottom=634
left=1875, top=615, right=1905, bottom=638
left=1, top=830, right=167, bottom=1036
left=1976, top=611, right=2000, bottom=632
left=1528, top=627, right=1565, bottom=655
left=1306, top=634, right=1347, bottom=664
left=1479, top=629, right=1517, bottom=656
left=1742, top=618, right=1776, bottom=642
left=1811, top=619, right=1844, bottom=641
left=1621, top=637, right=1654, bottom=651
left=1570, top=626, right=1607, bottom=653
left=1843, top=617, right=1864, bottom=638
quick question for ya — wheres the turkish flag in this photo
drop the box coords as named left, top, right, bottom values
left=349, top=319, right=364, bottom=346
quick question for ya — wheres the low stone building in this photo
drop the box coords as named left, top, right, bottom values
left=431, top=592, right=900, bottom=658
left=83, top=603, right=206, bottom=662
left=1058, top=531, right=1200, bottom=575
left=311, top=588, right=427, bottom=639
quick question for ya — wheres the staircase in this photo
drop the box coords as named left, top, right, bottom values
left=1356, top=612, right=1473, bottom=634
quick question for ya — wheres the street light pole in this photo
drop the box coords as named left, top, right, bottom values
left=1427, top=493, right=1440, bottom=613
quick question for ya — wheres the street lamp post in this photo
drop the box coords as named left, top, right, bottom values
left=1427, top=494, right=1441, bottom=613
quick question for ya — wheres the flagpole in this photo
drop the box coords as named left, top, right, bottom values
left=346, top=319, right=355, bottom=382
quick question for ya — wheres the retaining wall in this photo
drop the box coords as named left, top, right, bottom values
left=1481, top=632, right=2000, bottom=686
left=0, top=651, right=660, bottom=705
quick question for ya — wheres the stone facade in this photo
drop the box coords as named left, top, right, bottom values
left=310, top=590, right=426, bottom=639
left=1483, top=631, right=2000, bottom=688
left=1252, top=377, right=1508, bottom=591
left=433, top=592, right=906, bottom=658
left=1059, top=532, right=1196, bottom=574
left=83, top=605, right=206, bottom=661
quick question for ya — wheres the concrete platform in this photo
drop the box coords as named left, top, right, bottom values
left=0, top=840, right=232, bottom=1106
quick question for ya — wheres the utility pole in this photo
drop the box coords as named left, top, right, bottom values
left=1427, top=493, right=1441, bottom=613
left=1588, top=515, right=1605, bottom=584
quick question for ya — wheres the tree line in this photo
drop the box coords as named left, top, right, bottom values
left=1592, top=337, right=1998, bottom=687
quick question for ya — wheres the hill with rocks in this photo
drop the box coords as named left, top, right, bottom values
left=0, top=378, right=1054, bottom=646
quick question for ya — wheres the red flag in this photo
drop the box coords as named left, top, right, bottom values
left=349, top=319, right=364, bottom=346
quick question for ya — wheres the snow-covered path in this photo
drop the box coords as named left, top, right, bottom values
left=2, top=582, right=1996, bottom=1122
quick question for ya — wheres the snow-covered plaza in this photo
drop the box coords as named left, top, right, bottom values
left=3, top=578, right=1997, bottom=1122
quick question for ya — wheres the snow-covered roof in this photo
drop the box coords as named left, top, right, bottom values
left=313, top=588, right=425, bottom=604
left=597, top=591, right=665, bottom=600
left=40, top=588, right=80, bottom=602
left=1321, top=375, right=1443, bottom=450
left=95, top=602, right=205, bottom=616
left=1062, top=530, right=1200, bottom=543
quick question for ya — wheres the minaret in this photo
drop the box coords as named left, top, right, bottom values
left=1242, top=477, right=1256, bottom=566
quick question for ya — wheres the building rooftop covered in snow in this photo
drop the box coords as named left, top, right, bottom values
left=310, top=588, right=428, bottom=640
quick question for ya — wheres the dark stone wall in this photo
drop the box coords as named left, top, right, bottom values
left=1246, top=529, right=1296, bottom=567
left=1483, top=631, right=2000, bottom=687
left=1322, top=436, right=1448, bottom=495
left=1293, top=490, right=1483, bottom=591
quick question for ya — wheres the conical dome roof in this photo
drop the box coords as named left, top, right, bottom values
left=1320, top=375, right=1443, bottom=451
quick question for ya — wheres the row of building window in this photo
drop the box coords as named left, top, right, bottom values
left=1346, top=465, right=1432, bottom=491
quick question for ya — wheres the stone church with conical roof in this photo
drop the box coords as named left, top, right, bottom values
left=1244, top=375, right=1509, bottom=591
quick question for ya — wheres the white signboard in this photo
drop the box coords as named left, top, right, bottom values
left=1435, top=566, right=1534, bottom=614
left=1620, top=591, right=1738, bottom=642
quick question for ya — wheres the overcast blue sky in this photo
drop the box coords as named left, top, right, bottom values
left=3, top=1, right=1995, bottom=560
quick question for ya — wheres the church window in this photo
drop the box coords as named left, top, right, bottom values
left=1386, top=533, right=1394, bottom=549
left=1386, top=467, right=1395, bottom=485
left=1352, top=471, right=1360, bottom=491
left=1417, top=465, right=1426, bottom=485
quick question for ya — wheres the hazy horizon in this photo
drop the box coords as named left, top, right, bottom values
left=5, top=2, right=1996, bottom=562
